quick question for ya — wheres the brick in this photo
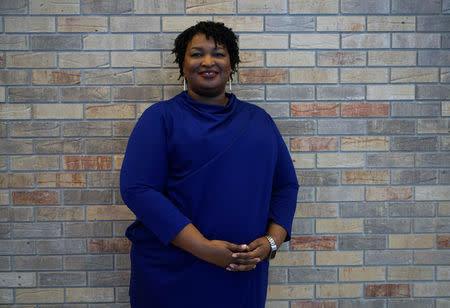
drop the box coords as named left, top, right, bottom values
left=0, top=207, right=33, bottom=222
left=32, top=70, right=81, bottom=85
left=113, top=121, right=134, bottom=137
left=415, top=251, right=450, bottom=265
left=369, top=51, right=416, bottom=66
left=392, top=136, right=438, bottom=151
left=438, top=299, right=450, bottom=308
left=64, top=189, right=112, bottom=205
left=414, top=282, right=450, bottom=297
left=85, top=69, right=133, bottom=85
left=318, top=51, right=365, bottom=66
left=392, top=170, right=437, bottom=185
left=388, top=266, right=433, bottom=281
left=419, top=119, right=450, bottom=134
left=64, top=121, right=111, bottom=137
left=339, top=267, right=385, bottom=282
left=58, top=17, right=108, bottom=32
left=66, top=287, right=114, bottom=303
left=367, top=16, right=415, bottom=31
left=83, top=34, right=133, bottom=50
left=269, top=268, right=287, bottom=283
left=291, top=236, right=337, bottom=250
left=238, top=69, right=287, bottom=84
left=13, top=222, right=62, bottom=238
left=393, top=33, right=440, bottom=49
left=339, top=235, right=386, bottom=250
left=113, top=86, right=162, bottom=102
left=416, top=153, right=450, bottom=167
left=236, top=51, right=264, bottom=67
left=341, top=136, right=388, bottom=151
left=136, top=33, right=178, bottom=50
left=37, top=239, right=86, bottom=254
left=0, top=70, right=28, bottom=85
left=162, top=16, right=212, bottom=32
left=240, top=34, right=288, bottom=49
left=289, top=268, right=336, bottom=283
left=0, top=173, right=34, bottom=188
left=12, top=191, right=59, bottom=205
left=10, top=155, right=59, bottom=171
left=342, top=34, right=389, bottom=49
left=342, top=170, right=388, bottom=185
left=187, top=0, right=236, bottom=14
left=63, top=155, right=111, bottom=170
left=271, top=251, right=312, bottom=266
left=367, top=187, right=412, bottom=201
left=419, top=51, right=450, bottom=66
left=295, top=203, right=338, bottom=218
left=437, top=266, right=450, bottom=280
left=437, top=235, right=450, bottom=249
left=317, top=187, right=364, bottom=202
left=414, top=218, right=450, bottom=232
left=82, top=0, right=132, bottom=14
left=291, top=301, right=336, bottom=308
left=0, top=289, right=13, bottom=304
left=392, top=102, right=440, bottom=117
left=88, top=238, right=130, bottom=253
left=0, top=256, right=10, bottom=270
left=342, top=103, right=389, bottom=118
left=416, top=186, right=450, bottom=201
left=9, top=87, right=58, bottom=102
left=367, top=85, right=414, bottom=100
left=368, top=119, right=415, bottom=135
left=441, top=170, right=450, bottom=184
left=0, top=240, right=35, bottom=255
left=233, top=85, right=265, bottom=101
left=267, top=52, right=314, bottom=67
left=88, top=205, right=134, bottom=220
left=366, top=250, right=411, bottom=265
left=39, top=272, right=86, bottom=287
left=16, top=288, right=64, bottom=303
left=36, top=206, right=84, bottom=221
left=0, top=34, right=28, bottom=50
left=389, top=234, right=434, bottom=249
left=0, top=272, right=36, bottom=287
left=365, top=284, right=410, bottom=298
left=85, top=104, right=135, bottom=119
left=341, top=68, right=388, bottom=83
left=317, top=86, right=365, bottom=101
left=37, top=173, right=85, bottom=188
left=340, top=300, right=384, bottom=308
left=317, top=284, right=361, bottom=299
left=341, top=0, right=388, bottom=13
left=35, top=138, right=83, bottom=154
left=268, top=86, right=315, bottom=101
left=62, top=86, right=109, bottom=102
left=317, top=153, right=364, bottom=168
left=5, top=17, right=54, bottom=32
left=87, top=172, right=120, bottom=187
left=267, top=285, right=313, bottom=300
left=0, top=87, right=4, bottom=102
left=291, top=136, right=337, bottom=151
left=0, top=0, right=27, bottom=14
left=291, top=34, right=339, bottom=49
left=390, top=202, right=435, bottom=217
left=439, top=202, right=450, bottom=216
left=238, top=0, right=286, bottom=13
left=88, top=271, right=130, bottom=287
left=34, top=104, right=83, bottom=119
left=111, top=52, right=160, bottom=68
left=317, top=16, right=364, bottom=31
left=64, top=221, right=112, bottom=237
left=59, top=52, right=109, bottom=68
left=316, top=219, right=362, bottom=233
left=290, top=69, right=337, bottom=84
left=136, top=69, right=181, bottom=85
left=10, top=121, right=59, bottom=137
left=290, top=153, right=314, bottom=168
left=289, top=0, right=338, bottom=13
left=292, top=219, right=313, bottom=235
left=266, top=16, right=314, bottom=32
left=442, top=68, right=450, bottom=82
left=417, top=16, right=450, bottom=32
left=30, top=0, right=79, bottom=14
left=392, top=0, right=441, bottom=13
left=316, top=251, right=362, bottom=266
left=65, top=255, right=113, bottom=270
left=134, top=0, right=184, bottom=13
left=341, top=202, right=387, bottom=217
left=32, top=35, right=81, bottom=50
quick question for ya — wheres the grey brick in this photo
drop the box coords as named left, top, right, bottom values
left=0, top=34, right=28, bottom=50
left=12, top=222, right=61, bottom=238
left=84, top=69, right=133, bottom=85
left=391, top=136, right=438, bottom=151
left=442, top=136, right=450, bottom=150
left=65, top=255, right=113, bottom=270
left=63, top=121, right=112, bottom=137
left=113, top=221, right=130, bottom=237
left=392, top=0, right=441, bottom=13
left=268, top=268, right=287, bottom=283
left=114, top=189, right=125, bottom=205
left=134, top=0, right=184, bottom=14
left=64, top=222, right=113, bottom=237
left=366, top=250, right=412, bottom=265
left=417, top=85, right=450, bottom=100
left=339, top=235, right=386, bottom=250
left=443, top=34, right=450, bottom=49
left=90, top=305, right=129, bottom=308
left=414, top=251, right=450, bottom=265
left=0, top=123, right=6, bottom=138
left=418, top=119, right=450, bottom=134
left=364, top=218, right=410, bottom=234
left=0, top=256, right=10, bottom=271
left=267, top=85, right=314, bottom=101
left=0, top=224, right=11, bottom=239
left=341, top=0, right=389, bottom=13
left=391, top=102, right=441, bottom=117
left=298, top=187, right=314, bottom=202
left=82, top=0, right=132, bottom=14
left=393, top=33, right=440, bottom=49
left=8, top=87, right=58, bottom=102
left=296, top=170, right=338, bottom=186
left=419, top=51, right=450, bottom=66
left=233, top=85, right=265, bottom=101
left=61, top=86, right=109, bottom=102
left=417, top=16, right=450, bottom=31
left=37, top=239, right=87, bottom=254
left=438, top=299, right=450, bottom=308
left=38, top=272, right=86, bottom=287
left=388, top=299, right=434, bottom=308
left=85, top=138, right=128, bottom=154
left=136, top=33, right=178, bottom=50
left=273, top=119, right=314, bottom=135
left=340, top=300, right=385, bottom=308
left=87, top=172, right=120, bottom=188
left=416, top=153, right=450, bottom=167
left=289, top=268, right=336, bottom=282
left=414, top=218, right=450, bottom=232
left=14, top=256, right=62, bottom=270
left=0, top=0, right=27, bottom=14
left=0, top=139, right=33, bottom=154
left=113, top=86, right=161, bottom=102
left=317, top=85, right=364, bottom=101
left=392, top=170, right=437, bottom=185
left=368, top=119, right=415, bottom=135
left=292, top=219, right=314, bottom=234
left=114, top=121, right=138, bottom=137
left=341, top=202, right=387, bottom=217
left=0, top=70, right=28, bottom=85
left=35, top=138, right=83, bottom=154
left=39, top=305, right=88, bottom=308
left=116, top=286, right=130, bottom=302
left=265, top=16, right=314, bottom=32
left=318, top=119, right=366, bottom=135
left=63, top=189, right=112, bottom=205
left=10, top=121, right=60, bottom=137
left=440, top=170, right=450, bottom=184
left=88, top=271, right=130, bottom=286
left=445, top=0, right=450, bottom=13
left=32, top=35, right=81, bottom=50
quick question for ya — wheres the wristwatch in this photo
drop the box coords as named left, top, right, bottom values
left=264, top=235, right=277, bottom=259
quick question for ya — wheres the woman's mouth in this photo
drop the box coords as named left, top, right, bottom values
left=199, top=71, right=218, bottom=78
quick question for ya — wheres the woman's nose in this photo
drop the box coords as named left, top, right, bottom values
left=201, top=54, right=214, bottom=66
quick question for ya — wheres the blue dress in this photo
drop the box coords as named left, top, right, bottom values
left=120, top=91, right=299, bottom=308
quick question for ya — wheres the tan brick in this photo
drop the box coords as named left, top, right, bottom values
left=339, top=267, right=385, bottom=282
left=0, top=35, right=28, bottom=50
left=113, top=86, right=162, bottom=102
left=66, top=287, right=114, bottom=303
left=83, top=34, right=133, bottom=50
left=341, top=102, right=389, bottom=117
left=0, top=87, right=5, bottom=102
left=32, top=70, right=80, bottom=85
left=438, top=202, right=450, bottom=216
left=291, top=136, right=338, bottom=151
left=9, top=87, right=58, bottom=103
left=341, top=136, right=388, bottom=151
left=238, top=51, right=264, bottom=67
left=289, top=0, right=338, bottom=13
left=0, top=70, right=28, bottom=85
left=214, top=16, right=262, bottom=32
left=414, top=282, right=450, bottom=297
left=34, top=104, right=83, bottom=120
left=437, top=266, right=450, bottom=280
left=0, top=104, right=31, bottom=120
left=365, top=284, right=410, bottom=298
left=291, top=236, right=337, bottom=250
left=5, top=17, right=54, bottom=32
left=366, top=187, right=413, bottom=201
left=317, top=153, right=364, bottom=168
left=0, top=206, right=33, bottom=222
left=416, top=186, right=450, bottom=201
left=88, top=238, right=131, bottom=253
left=63, top=155, right=112, bottom=171
left=59, top=52, right=109, bottom=68
left=112, top=51, right=160, bottom=68
left=16, top=288, right=64, bottom=303
left=0, top=174, right=34, bottom=188
left=30, top=0, right=79, bottom=14
left=187, top=0, right=236, bottom=14
left=316, top=284, right=361, bottom=298
left=267, top=51, right=315, bottom=67
left=239, top=69, right=287, bottom=84
left=318, top=51, right=365, bottom=66
left=443, top=102, right=450, bottom=116
left=342, top=33, right=389, bottom=49
left=367, top=85, right=414, bottom=100
left=271, top=252, right=313, bottom=266
left=37, top=173, right=86, bottom=188
left=12, top=190, right=59, bottom=205
left=162, top=16, right=211, bottom=32
left=267, top=285, right=313, bottom=300
left=388, top=266, right=433, bottom=281
left=289, top=152, right=317, bottom=168
left=391, top=68, right=439, bottom=83
left=368, top=51, right=416, bottom=66
left=36, top=206, right=85, bottom=221
left=0, top=190, right=8, bottom=205
left=136, top=69, right=179, bottom=85
left=316, top=219, right=363, bottom=233
left=61, top=87, right=109, bottom=102
left=113, top=154, right=124, bottom=170
left=137, top=103, right=153, bottom=117
left=239, top=34, right=288, bottom=49
left=291, top=34, right=339, bottom=49
left=291, top=301, right=336, bottom=308
left=290, top=68, right=337, bottom=84
left=87, top=205, right=135, bottom=220
left=238, top=0, right=286, bottom=13
left=134, top=0, right=184, bottom=14
left=11, top=156, right=59, bottom=171
left=6, top=52, right=55, bottom=68
left=86, top=104, right=135, bottom=119
left=84, top=69, right=133, bottom=85
left=341, top=68, right=388, bottom=83
left=367, top=16, right=415, bottom=31
left=317, top=251, right=363, bottom=266
left=389, top=234, right=434, bottom=249
left=317, top=16, right=365, bottom=31
left=58, top=17, right=107, bottom=32
left=111, top=16, right=159, bottom=32
left=342, top=170, right=389, bottom=185
left=295, top=203, right=338, bottom=218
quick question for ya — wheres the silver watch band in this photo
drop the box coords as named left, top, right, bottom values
left=264, top=235, right=277, bottom=259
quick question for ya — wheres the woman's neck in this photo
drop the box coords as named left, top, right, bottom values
left=187, top=89, right=228, bottom=106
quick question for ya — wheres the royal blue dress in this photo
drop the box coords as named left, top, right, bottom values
left=120, top=91, right=299, bottom=308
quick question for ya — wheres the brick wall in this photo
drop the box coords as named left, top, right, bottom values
left=0, top=0, right=449, bottom=307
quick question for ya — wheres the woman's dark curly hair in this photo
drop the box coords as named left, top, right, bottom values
left=172, top=21, right=240, bottom=80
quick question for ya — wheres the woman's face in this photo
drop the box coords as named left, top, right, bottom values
left=182, top=33, right=231, bottom=99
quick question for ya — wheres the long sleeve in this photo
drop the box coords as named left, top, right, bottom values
left=120, top=104, right=191, bottom=246
left=268, top=118, right=299, bottom=242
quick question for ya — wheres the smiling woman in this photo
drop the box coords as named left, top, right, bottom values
left=120, top=21, right=299, bottom=308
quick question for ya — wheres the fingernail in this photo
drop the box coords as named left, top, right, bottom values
left=226, top=267, right=232, bottom=271
left=232, top=254, right=237, bottom=258
left=229, top=264, right=236, bottom=269
left=256, top=258, right=260, bottom=262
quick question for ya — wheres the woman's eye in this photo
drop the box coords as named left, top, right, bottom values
left=214, top=53, right=225, bottom=57
left=191, top=53, right=202, bottom=57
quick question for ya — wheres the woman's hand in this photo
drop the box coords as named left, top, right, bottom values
left=226, top=237, right=271, bottom=272
left=200, top=240, right=248, bottom=268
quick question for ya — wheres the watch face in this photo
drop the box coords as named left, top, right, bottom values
left=270, top=250, right=277, bottom=259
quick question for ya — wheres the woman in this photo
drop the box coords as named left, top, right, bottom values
left=120, top=21, right=299, bottom=308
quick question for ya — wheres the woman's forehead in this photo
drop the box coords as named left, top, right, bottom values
left=188, top=33, right=225, bottom=49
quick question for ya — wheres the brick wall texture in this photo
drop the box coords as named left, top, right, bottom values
left=1, top=0, right=449, bottom=307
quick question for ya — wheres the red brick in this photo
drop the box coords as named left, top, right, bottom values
left=12, top=190, right=59, bottom=204
left=63, top=155, right=112, bottom=170
left=238, top=69, right=287, bottom=84
left=341, top=102, right=389, bottom=117
left=292, top=301, right=337, bottom=308
left=438, top=235, right=450, bottom=248
left=291, top=137, right=338, bottom=152
left=291, top=103, right=339, bottom=117
left=37, top=172, right=86, bottom=187
left=32, top=70, right=81, bottom=85
left=88, top=238, right=131, bottom=253
left=365, top=284, right=410, bottom=298
left=366, top=187, right=413, bottom=201
left=291, top=236, right=337, bottom=250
